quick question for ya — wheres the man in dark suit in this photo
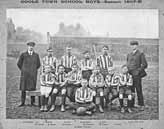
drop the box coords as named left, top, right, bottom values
left=17, top=42, right=41, bottom=107
left=127, top=41, right=148, bottom=111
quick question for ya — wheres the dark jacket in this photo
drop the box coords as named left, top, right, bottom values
left=127, top=50, right=148, bottom=78
left=17, top=51, right=41, bottom=91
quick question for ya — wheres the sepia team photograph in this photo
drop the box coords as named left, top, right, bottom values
left=6, top=9, right=159, bottom=120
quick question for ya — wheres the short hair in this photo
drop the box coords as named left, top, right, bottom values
left=81, top=78, right=88, bottom=82
left=121, top=64, right=128, bottom=69
left=83, top=50, right=89, bottom=54
left=94, top=65, right=100, bottom=70
left=71, top=63, right=79, bottom=68
left=58, top=64, right=65, bottom=70
left=102, top=45, right=109, bottom=50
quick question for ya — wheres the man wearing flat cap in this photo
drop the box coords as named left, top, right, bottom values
left=17, top=42, right=41, bottom=106
left=127, top=41, right=148, bottom=111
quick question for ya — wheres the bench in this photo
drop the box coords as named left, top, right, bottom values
left=26, top=89, right=64, bottom=107
left=26, top=90, right=41, bottom=107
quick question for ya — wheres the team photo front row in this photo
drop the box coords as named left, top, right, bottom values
left=40, top=64, right=133, bottom=115
left=17, top=41, right=148, bottom=116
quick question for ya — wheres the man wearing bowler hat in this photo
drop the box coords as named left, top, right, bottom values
left=17, top=41, right=41, bottom=107
left=127, top=41, right=148, bottom=111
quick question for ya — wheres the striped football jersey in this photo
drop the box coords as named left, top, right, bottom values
left=97, top=54, right=113, bottom=70
left=42, top=55, right=57, bottom=73
left=61, top=55, right=77, bottom=68
left=75, top=87, right=94, bottom=103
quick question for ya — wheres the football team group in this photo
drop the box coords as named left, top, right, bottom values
left=17, top=41, right=148, bottom=116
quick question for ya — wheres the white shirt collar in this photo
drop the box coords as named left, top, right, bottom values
left=28, top=50, right=33, bottom=55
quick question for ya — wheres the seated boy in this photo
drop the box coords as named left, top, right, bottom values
left=66, top=64, right=82, bottom=102
left=119, top=65, right=133, bottom=113
left=68, top=79, right=96, bottom=116
left=49, top=65, right=68, bottom=112
left=40, top=65, right=57, bottom=112
left=89, top=66, right=105, bottom=113
left=104, top=67, right=115, bottom=108
left=105, top=67, right=120, bottom=108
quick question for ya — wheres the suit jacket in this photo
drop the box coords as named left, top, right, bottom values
left=17, top=51, right=41, bottom=91
left=127, top=50, right=148, bottom=78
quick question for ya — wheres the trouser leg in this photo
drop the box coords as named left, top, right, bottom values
left=135, top=77, right=144, bottom=106
left=31, top=96, right=35, bottom=105
left=131, top=84, right=135, bottom=107
left=21, top=91, right=26, bottom=104
left=136, top=78, right=144, bottom=106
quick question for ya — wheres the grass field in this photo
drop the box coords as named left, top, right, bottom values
left=6, top=57, right=159, bottom=120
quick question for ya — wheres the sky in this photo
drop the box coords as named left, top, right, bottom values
left=7, top=9, right=159, bottom=39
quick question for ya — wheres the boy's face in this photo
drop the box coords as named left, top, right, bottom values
left=93, top=68, right=100, bottom=74
left=81, top=80, right=88, bottom=88
left=72, top=65, right=78, bottom=72
left=122, top=66, right=128, bottom=74
left=67, top=49, right=71, bottom=55
left=108, top=70, right=114, bottom=75
left=45, top=67, right=51, bottom=73
left=84, top=53, right=89, bottom=58
left=58, top=66, right=64, bottom=73
left=102, top=47, right=108, bottom=55
left=47, top=51, right=53, bottom=56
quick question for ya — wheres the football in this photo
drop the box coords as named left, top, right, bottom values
left=76, top=107, right=87, bottom=116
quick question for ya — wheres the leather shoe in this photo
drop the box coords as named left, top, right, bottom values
left=18, top=103, right=25, bottom=107
left=49, top=105, right=56, bottom=112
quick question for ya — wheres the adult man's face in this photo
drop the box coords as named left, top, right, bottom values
left=28, top=45, right=34, bottom=51
left=131, top=45, right=138, bottom=51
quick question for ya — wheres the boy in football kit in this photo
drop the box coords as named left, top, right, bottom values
left=66, top=64, right=82, bottom=102
left=104, top=67, right=116, bottom=108
left=61, top=47, right=77, bottom=73
left=41, top=48, right=58, bottom=74
left=40, top=65, right=57, bottom=112
left=105, top=68, right=120, bottom=108
left=49, top=65, right=68, bottom=112
left=80, top=50, right=94, bottom=81
left=89, top=66, right=105, bottom=113
left=119, top=65, right=133, bottom=113
left=68, top=79, right=96, bottom=116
